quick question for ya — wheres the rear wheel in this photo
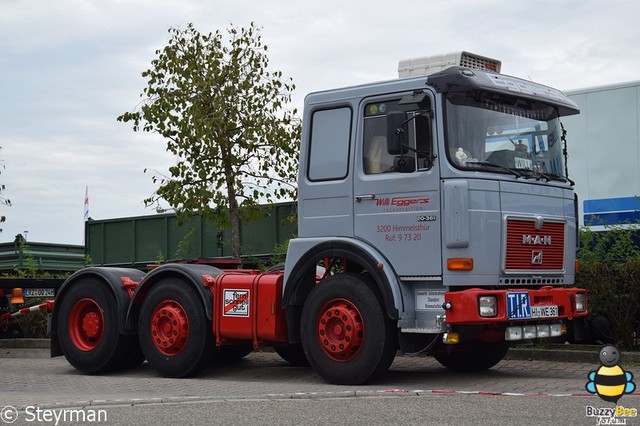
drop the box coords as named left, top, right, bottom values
left=138, top=278, right=213, bottom=378
left=433, top=340, right=509, bottom=372
left=300, top=273, right=397, bottom=384
left=57, top=278, right=138, bottom=373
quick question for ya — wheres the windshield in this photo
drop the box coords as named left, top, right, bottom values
left=445, top=91, right=567, bottom=179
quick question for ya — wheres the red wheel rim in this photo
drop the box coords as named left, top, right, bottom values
left=316, top=298, right=364, bottom=361
left=150, top=300, right=189, bottom=356
left=68, top=298, right=104, bottom=351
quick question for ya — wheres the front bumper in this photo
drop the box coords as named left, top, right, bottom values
left=443, top=286, right=588, bottom=325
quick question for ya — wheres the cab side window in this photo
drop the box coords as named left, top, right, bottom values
left=363, top=116, right=395, bottom=173
left=308, top=107, right=352, bottom=181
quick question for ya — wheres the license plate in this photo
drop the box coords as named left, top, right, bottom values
left=24, top=288, right=55, bottom=297
left=531, top=305, right=558, bottom=318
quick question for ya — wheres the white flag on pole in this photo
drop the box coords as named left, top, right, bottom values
left=84, top=186, right=89, bottom=222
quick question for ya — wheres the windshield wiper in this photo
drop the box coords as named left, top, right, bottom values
left=465, top=161, right=522, bottom=178
left=512, top=168, right=550, bottom=182
left=512, top=168, right=575, bottom=186
left=544, top=173, right=575, bottom=186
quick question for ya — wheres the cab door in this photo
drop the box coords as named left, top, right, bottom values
left=353, top=96, right=441, bottom=277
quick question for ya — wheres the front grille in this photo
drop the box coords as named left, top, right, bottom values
left=505, top=218, right=565, bottom=272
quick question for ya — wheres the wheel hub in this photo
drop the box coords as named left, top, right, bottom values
left=81, top=312, right=101, bottom=338
left=317, top=299, right=364, bottom=361
left=150, top=300, right=189, bottom=356
left=68, top=298, right=104, bottom=351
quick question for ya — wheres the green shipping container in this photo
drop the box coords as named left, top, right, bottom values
left=0, top=235, right=84, bottom=273
left=85, top=202, right=296, bottom=269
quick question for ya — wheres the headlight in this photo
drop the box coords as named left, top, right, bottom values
left=523, top=325, right=537, bottom=339
left=575, top=293, right=587, bottom=312
left=478, top=296, right=497, bottom=317
left=505, top=326, right=523, bottom=341
left=536, top=324, right=550, bottom=338
left=550, top=323, right=563, bottom=337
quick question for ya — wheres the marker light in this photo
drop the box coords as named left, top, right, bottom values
left=10, top=288, right=24, bottom=305
left=442, top=333, right=460, bottom=344
left=447, top=258, right=474, bottom=271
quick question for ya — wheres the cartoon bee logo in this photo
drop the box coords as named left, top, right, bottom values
left=586, top=345, right=636, bottom=403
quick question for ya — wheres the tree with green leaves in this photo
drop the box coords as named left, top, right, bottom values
left=118, top=22, right=300, bottom=259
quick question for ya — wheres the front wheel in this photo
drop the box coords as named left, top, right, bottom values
left=138, top=278, right=213, bottom=378
left=300, top=273, right=397, bottom=384
left=433, top=340, right=509, bottom=372
left=274, top=343, right=309, bottom=367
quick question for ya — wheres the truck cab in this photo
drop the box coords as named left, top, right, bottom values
left=48, top=52, right=588, bottom=386
left=284, top=52, right=587, bottom=381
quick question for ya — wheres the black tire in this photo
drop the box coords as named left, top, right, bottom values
left=56, top=278, right=135, bottom=374
left=433, top=340, right=509, bottom=372
left=0, top=322, right=24, bottom=339
left=215, top=344, right=254, bottom=363
left=589, top=315, right=613, bottom=344
left=138, top=278, right=213, bottom=378
left=300, top=273, right=397, bottom=384
left=274, top=343, right=310, bottom=367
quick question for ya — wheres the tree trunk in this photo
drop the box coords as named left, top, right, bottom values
left=224, top=162, right=241, bottom=260
left=228, top=195, right=241, bottom=259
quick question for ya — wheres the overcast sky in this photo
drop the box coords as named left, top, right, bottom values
left=1, top=0, right=638, bottom=245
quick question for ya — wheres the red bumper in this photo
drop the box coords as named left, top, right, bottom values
left=443, top=286, right=587, bottom=324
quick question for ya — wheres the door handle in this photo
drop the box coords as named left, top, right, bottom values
left=355, top=194, right=376, bottom=202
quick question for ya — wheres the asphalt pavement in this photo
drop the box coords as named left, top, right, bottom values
left=1, top=342, right=634, bottom=411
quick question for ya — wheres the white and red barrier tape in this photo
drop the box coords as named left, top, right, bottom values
left=0, top=300, right=54, bottom=330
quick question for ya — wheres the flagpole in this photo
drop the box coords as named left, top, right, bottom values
left=83, top=186, right=89, bottom=244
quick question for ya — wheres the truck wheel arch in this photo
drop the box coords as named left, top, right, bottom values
left=283, top=240, right=402, bottom=342
left=51, top=267, right=146, bottom=357
left=125, top=263, right=224, bottom=331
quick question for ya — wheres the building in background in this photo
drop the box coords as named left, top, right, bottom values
left=563, top=81, right=640, bottom=229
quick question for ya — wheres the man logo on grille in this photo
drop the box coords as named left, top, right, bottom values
left=531, top=250, right=543, bottom=265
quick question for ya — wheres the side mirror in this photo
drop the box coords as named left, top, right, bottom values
left=393, top=155, right=415, bottom=173
left=386, top=111, right=408, bottom=155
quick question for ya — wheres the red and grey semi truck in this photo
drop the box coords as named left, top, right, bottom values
left=13, top=52, right=588, bottom=385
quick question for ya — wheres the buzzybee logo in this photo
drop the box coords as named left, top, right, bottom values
left=586, top=345, right=636, bottom=403
left=585, top=346, right=637, bottom=425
